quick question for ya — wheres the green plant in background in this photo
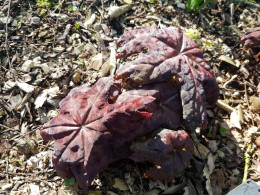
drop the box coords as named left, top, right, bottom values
left=186, top=0, right=213, bottom=13
left=75, top=23, right=80, bottom=29
left=36, top=0, right=57, bottom=8
left=68, top=5, right=77, bottom=12
left=184, top=28, right=201, bottom=40
left=40, top=9, right=47, bottom=16
left=207, top=132, right=213, bottom=138
left=21, top=7, right=27, bottom=12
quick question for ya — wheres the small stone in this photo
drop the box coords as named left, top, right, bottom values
left=108, top=5, right=132, bottom=19
left=177, top=3, right=186, bottom=9
left=31, top=16, right=40, bottom=25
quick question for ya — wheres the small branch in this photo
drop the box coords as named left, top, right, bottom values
left=216, top=100, right=235, bottom=113
left=5, top=0, right=12, bottom=70
left=243, top=79, right=255, bottom=126
left=223, top=75, right=237, bottom=89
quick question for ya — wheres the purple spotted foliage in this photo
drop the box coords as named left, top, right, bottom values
left=41, top=27, right=219, bottom=189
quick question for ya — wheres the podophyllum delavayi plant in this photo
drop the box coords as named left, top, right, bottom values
left=41, top=26, right=220, bottom=190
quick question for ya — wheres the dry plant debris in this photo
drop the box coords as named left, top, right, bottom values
left=0, top=0, right=259, bottom=194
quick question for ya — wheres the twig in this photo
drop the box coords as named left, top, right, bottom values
left=10, top=126, right=40, bottom=143
left=50, top=0, right=65, bottom=15
left=223, top=75, right=237, bottom=89
left=52, top=0, right=65, bottom=44
left=243, top=79, right=255, bottom=126
left=216, top=100, right=235, bottom=113
left=5, top=0, right=12, bottom=70
left=0, top=124, right=20, bottom=133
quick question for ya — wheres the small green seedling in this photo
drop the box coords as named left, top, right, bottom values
left=68, top=5, right=77, bottom=12
left=186, top=0, right=213, bottom=13
left=64, top=177, right=75, bottom=186
left=220, top=127, right=227, bottom=137
left=75, top=23, right=80, bottom=29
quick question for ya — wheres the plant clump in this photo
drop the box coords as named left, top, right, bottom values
left=41, top=26, right=219, bottom=190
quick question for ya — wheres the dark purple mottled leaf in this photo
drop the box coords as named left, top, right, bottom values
left=130, top=129, right=194, bottom=180
left=115, top=26, right=219, bottom=131
left=41, top=77, right=160, bottom=189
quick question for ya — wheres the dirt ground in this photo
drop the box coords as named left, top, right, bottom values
left=0, top=0, right=259, bottom=194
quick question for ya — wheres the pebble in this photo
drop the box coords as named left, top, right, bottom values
left=177, top=3, right=186, bottom=9
left=31, top=16, right=40, bottom=25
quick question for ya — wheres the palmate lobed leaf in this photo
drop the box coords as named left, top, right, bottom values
left=41, top=76, right=185, bottom=189
left=41, top=77, right=162, bottom=189
left=115, top=26, right=219, bottom=131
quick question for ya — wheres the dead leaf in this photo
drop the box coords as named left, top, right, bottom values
left=193, top=141, right=210, bottom=159
left=108, top=5, right=132, bottom=19
left=230, top=105, right=244, bottom=129
left=203, top=153, right=217, bottom=195
left=112, top=178, right=129, bottom=191
left=34, top=90, right=48, bottom=109
left=89, top=53, right=103, bottom=70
